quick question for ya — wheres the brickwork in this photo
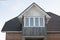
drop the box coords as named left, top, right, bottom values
left=6, top=32, right=60, bottom=40
left=47, top=33, right=60, bottom=40
left=6, top=32, right=22, bottom=40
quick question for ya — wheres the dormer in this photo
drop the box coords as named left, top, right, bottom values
left=18, top=3, right=51, bottom=37
left=18, top=3, right=51, bottom=27
left=18, top=3, right=51, bottom=38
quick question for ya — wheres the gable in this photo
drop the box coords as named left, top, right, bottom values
left=24, top=5, right=44, bottom=17
left=18, top=3, right=51, bottom=19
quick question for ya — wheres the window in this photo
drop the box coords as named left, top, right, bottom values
left=24, top=18, right=29, bottom=26
left=30, top=18, right=33, bottom=26
left=35, top=18, right=39, bottom=26
left=24, top=17, right=44, bottom=27
left=40, top=18, right=43, bottom=26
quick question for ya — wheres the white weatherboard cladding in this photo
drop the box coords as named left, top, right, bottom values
left=18, top=3, right=51, bottom=19
left=24, top=6, right=44, bottom=17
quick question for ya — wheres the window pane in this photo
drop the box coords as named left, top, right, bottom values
left=40, top=18, right=43, bottom=26
left=30, top=18, right=33, bottom=26
left=35, top=18, right=39, bottom=26
left=25, top=18, right=29, bottom=26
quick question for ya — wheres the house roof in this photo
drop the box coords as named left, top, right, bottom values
left=1, top=12, right=60, bottom=32
left=47, top=12, right=60, bottom=31
left=1, top=17, right=22, bottom=32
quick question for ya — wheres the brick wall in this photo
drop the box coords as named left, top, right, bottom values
left=6, top=32, right=22, bottom=40
left=47, top=32, right=60, bottom=40
left=6, top=32, right=60, bottom=40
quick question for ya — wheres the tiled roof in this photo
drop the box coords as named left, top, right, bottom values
left=1, top=17, right=22, bottom=31
left=47, top=12, right=60, bottom=31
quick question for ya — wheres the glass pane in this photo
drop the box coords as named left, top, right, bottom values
left=40, top=18, right=43, bottom=26
left=35, top=18, right=39, bottom=26
left=25, top=18, right=29, bottom=26
left=30, top=18, right=33, bottom=26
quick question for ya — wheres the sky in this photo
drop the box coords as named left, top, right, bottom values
left=0, top=0, right=60, bottom=40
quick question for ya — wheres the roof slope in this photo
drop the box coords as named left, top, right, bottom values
left=1, top=17, right=22, bottom=32
left=1, top=12, right=60, bottom=32
left=47, top=12, right=60, bottom=31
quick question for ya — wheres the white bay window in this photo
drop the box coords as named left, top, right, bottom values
left=24, top=17, right=45, bottom=27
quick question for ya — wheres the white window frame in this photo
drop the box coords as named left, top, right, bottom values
left=24, top=17, right=29, bottom=27
left=24, top=17, right=45, bottom=27
left=35, top=17, right=39, bottom=27
left=39, top=17, right=45, bottom=27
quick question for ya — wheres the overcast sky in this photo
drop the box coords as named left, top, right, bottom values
left=0, top=0, right=60, bottom=40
